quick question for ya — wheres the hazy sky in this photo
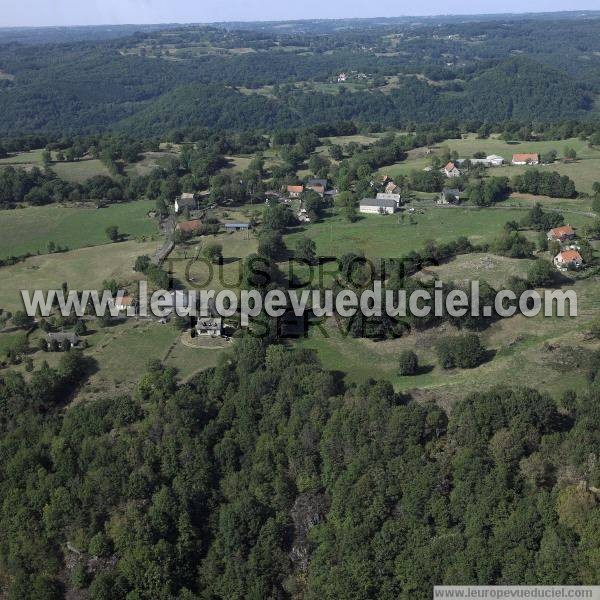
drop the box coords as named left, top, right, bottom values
left=1, top=0, right=599, bottom=27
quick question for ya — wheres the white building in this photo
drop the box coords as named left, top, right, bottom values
left=360, top=198, right=397, bottom=215
left=376, top=192, right=401, bottom=206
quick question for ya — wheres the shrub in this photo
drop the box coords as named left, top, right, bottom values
left=437, top=334, right=486, bottom=369
left=398, top=350, right=419, bottom=376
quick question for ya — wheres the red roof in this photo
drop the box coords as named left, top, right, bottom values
left=178, top=219, right=203, bottom=233
left=557, top=250, right=583, bottom=263
left=550, top=225, right=575, bottom=238
left=512, top=153, right=540, bottom=162
left=287, top=185, right=304, bottom=193
left=445, top=162, right=456, bottom=171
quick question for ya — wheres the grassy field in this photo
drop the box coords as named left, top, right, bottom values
left=169, top=227, right=258, bottom=292
left=379, top=135, right=600, bottom=194
left=125, top=150, right=180, bottom=177
left=295, top=274, right=600, bottom=407
left=78, top=320, right=180, bottom=401
left=52, top=159, right=111, bottom=183
left=0, top=201, right=158, bottom=259
left=415, top=253, right=533, bottom=288
left=0, top=240, right=160, bottom=312
left=284, top=206, right=591, bottom=260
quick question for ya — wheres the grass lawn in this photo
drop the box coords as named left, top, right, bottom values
left=165, top=336, right=228, bottom=381
left=0, top=201, right=158, bottom=259
left=0, top=240, right=160, bottom=312
left=223, top=155, right=253, bottom=173
left=0, top=149, right=46, bottom=167
left=169, top=228, right=258, bottom=292
left=295, top=276, right=600, bottom=407
left=77, top=320, right=180, bottom=402
left=415, top=253, right=534, bottom=289
left=439, top=134, right=598, bottom=160
left=125, top=150, right=180, bottom=177
left=379, top=135, right=600, bottom=194
left=52, top=159, right=111, bottom=183
left=284, top=206, right=592, bottom=260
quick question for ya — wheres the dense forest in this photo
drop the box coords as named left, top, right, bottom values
left=1, top=338, right=599, bottom=598
left=0, top=14, right=599, bottom=135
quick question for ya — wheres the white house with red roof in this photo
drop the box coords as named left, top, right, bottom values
left=443, top=162, right=461, bottom=178
left=547, top=225, right=576, bottom=243
left=554, top=250, right=583, bottom=271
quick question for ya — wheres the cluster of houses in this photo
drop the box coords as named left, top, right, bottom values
left=286, top=178, right=330, bottom=199
left=285, top=178, right=333, bottom=222
left=547, top=224, right=584, bottom=271
left=434, top=152, right=540, bottom=179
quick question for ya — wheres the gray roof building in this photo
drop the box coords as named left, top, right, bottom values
left=360, top=198, right=397, bottom=209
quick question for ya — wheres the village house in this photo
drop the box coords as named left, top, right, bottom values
left=554, top=249, right=583, bottom=271
left=385, top=181, right=399, bottom=194
left=46, top=332, right=79, bottom=350
left=177, top=219, right=204, bottom=234
left=174, top=192, right=199, bottom=213
left=306, top=179, right=328, bottom=197
left=438, top=188, right=462, bottom=205
left=337, top=72, right=348, bottom=83
left=547, top=224, right=576, bottom=243
left=287, top=185, right=304, bottom=198
left=376, top=192, right=401, bottom=207
left=112, top=295, right=136, bottom=312
left=443, top=162, right=461, bottom=178
left=359, top=197, right=396, bottom=215
left=512, top=153, right=540, bottom=166
left=196, top=317, right=223, bottom=337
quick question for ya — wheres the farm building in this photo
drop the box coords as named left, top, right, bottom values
left=554, top=250, right=583, bottom=270
left=287, top=185, right=304, bottom=198
left=306, top=179, right=328, bottom=196
left=196, top=317, right=223, bottom=337
left=376, top=192, right=401, bottom=206
left=360, top=198, right=397, bottom=215
left=547, top=225, right=576, bottom=243
left=174, top=193, right=199, bottom=213
left=444, top=162, right=461, bottom=178
left=457, top=155, right=505, bottom=168
left=385, top=181, right=399, bottom=194
left=224, top=223, right=250, bottom=231
left=512, top=153, right=540, bottom=165
left=46, top=332, right=79, bottom=349
left=112, top=295, right=136, bottom=312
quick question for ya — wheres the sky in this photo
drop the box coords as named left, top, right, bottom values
left=1, top=0, right=600, bottom=28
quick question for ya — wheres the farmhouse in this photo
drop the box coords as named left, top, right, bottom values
left=306, top=179, right=328, bottom=196
left=512, top=153, right=540, bottom=166
left=287, top=185, right=304, bottom=198
left=457, top=155, right=505, bottom=168
left=359, top=197, right=396, bottom=214
left=112, top=295, right=136, bottom=312
left=46, top=332, right=79, bottom=349
left=438, top=188, right=461, bottom=205
left=547, top=224, right=576, bottom=243
left=385, top=181, right=399, bottom=194
left=554, top=249, right=583, bottom=270
left=196, top=317, right=223, bottom=337
left=175, top=193, right=199, bottom=213
left=376, top=192, right=401, bottom=206
left=177, top=219, right=204, bottom=234
left=225, top=222, right=250, bottom=232
left=444, top=162, right=461, bottom=178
